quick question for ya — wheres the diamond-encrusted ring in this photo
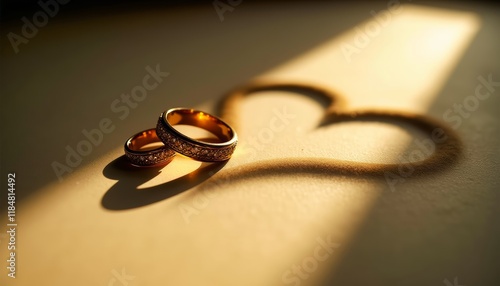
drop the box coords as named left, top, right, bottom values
left=124, top=128, right=175, bottom=166
left=156, top=108, right=238, bottom=162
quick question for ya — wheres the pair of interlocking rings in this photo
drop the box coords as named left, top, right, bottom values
left=124, top=81, right=462, bottom=176
left=124, top=108, right=238, bottom=166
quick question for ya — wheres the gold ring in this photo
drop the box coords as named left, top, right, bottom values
left=156, top=108, right=238, bottom=162
left=124, top=128, right=175, bottom=166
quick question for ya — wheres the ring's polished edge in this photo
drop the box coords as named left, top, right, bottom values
left=124, top=128, right=176, bottom=167
left=156, top=108, right=238, bottom=162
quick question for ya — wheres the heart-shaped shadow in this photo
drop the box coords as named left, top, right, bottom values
left=216, top=81, right=462, bottom=177
left=102, top=81, right=462, bottom=210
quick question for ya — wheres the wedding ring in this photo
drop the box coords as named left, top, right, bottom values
left=124, top=128, right=175, bottom=166
left=156, top=108, right=237, bottom=162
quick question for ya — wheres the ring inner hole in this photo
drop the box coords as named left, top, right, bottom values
left=130, top=130, right=163, bottom=151
left=140, top=142, right=164, bottom=151
left=167, top=110, right=233, bottom=142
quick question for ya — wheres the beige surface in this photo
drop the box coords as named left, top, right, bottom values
left=1, top=2, right=499, bottom=286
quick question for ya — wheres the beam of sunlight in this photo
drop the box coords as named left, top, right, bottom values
left=1, top=4, right=481, bottom=286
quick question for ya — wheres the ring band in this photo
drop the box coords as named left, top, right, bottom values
left=156, top=108, right=238, bottom=162
left=124, top=128, right=175, bottom=166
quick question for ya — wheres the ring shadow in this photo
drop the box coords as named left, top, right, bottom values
left=101, top=155, right=227, bottom=210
